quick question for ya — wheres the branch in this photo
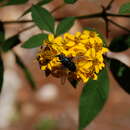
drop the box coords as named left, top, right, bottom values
left=106, top=0, right=114, bottom=10
left=2, top=12, right=130, bottom=24
left=3, top=20, right=33, bottom=24
left=105, top=19, right=109, bottom=38
left=107, top=13, right=130, bottom=18
left=3, top=2, right=66, bottom=24
left=17, top=24, right=35, bottom=34
left=108, top=18, right=130, bottom=32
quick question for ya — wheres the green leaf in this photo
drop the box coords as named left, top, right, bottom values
left=22, top=33, right=48, bottom=48
left=109, top=34, right=130, bottom=52
left=0, top=56, right=4, bottom=93
left=84, top=27, right=107, bottom=47
left=0, top=21, right=5, bottom=43
left=64, top=0, right=77, bottom=4
left=14, top=52, right=36, bottom=90
left=109, top=34, right=130, bottom=94
left=55, top=17, right=75, bottom=36
left=119, top=2, right=130, bottom=14
left=5, top=0, right=29, bottom=5
left=79, top=68, right=109, bottom=130
left=126, top=36, right=130, bottom=48
left=110, top=59, right=130, bottom=94
left=2, top=35, right=20, bottom=52
left=20, top=0, right=53, bottom=17
left=31, top=5, right=55, bottom=33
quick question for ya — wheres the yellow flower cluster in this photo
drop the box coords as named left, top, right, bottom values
left=37, top=30, right=109, bottom=83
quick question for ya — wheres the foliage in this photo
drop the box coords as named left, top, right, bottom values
left=1, top=35, right=20, bottom=52
left=79, top=68, right=109, bottom=130
left=14, top=52, right=36, bottom=90
left=119, top=2, right=130, bottom=14
left=21, top=0, right=53, bottom=17
left=31, top=5, right=55, bottom=33
left=55, top=17, right=75, bottom=36
left=0, top=0, right=130, bottom=129
left=22, top=33, right=48, bottom=48
left=109, top=34, right=130, bottom=93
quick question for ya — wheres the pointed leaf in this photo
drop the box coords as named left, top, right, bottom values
left=55, top=17, right=75, bottom=36
left=2, top=35, right=20, bottom=52
left=79, top=68, right=109, bottom=130
left=14, top=53, right=36, bottom=90
left=31, top=5, right=55, bottom=33
left=64, top=0, right=77, bottom=4
left=110, top=59, right=130, bottom=93
left=109, top=34, right=130, bottom=52
left=22, top=33, right=48, bottom=48
left=0, top=56, right=4, bottom=93
left=119, top=2, right=130, bottom=14
left=109, top=34, right=130, bottom=94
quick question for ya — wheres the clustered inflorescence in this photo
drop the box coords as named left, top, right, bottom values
left=37, top=30, right=109, bottom=84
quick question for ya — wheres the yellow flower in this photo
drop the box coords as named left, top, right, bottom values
left=36, top=30, right=109, bottom=85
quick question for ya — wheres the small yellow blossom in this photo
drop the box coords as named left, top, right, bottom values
left=36, top=30, right=109, bottom=85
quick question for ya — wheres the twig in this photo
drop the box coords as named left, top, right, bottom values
left=2, top=12, right=130, bottom=24
left=105, top=19, right=109, bottom=38
left=107, top=13, right=130, bottom=18
left=106, top=0, right=114, bottom=10
left=1, top=1, right=130, bottom=36
left=3, top=20, right=33, bottom=24
left=108, top=18, right=130, bottom=32
left=3, top=2, right=66, bottom=24
left=5, top=2, right=66, bottom=34
left=18, top=24, right=35, bottom=34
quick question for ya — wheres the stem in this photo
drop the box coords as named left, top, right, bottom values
left=57, top=12, right=130, bottom=21
left=5, top=3, right=66, bottom=34
left=18, top=24, right=35, bottom=34
left=107, top=13, right=130, bottom=18
left=108, top=18, right=130, bottom=32
left=3, top=2, right=66, bottom=24
left=3, top=20, right=33, bottom=24
left=76, top=12, right=102, bottom=19
left=105, top=19, right=109, bottom=38
left=2, top=12, right=130, bottom=24
left=105, top=0, right=114, bottom=10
